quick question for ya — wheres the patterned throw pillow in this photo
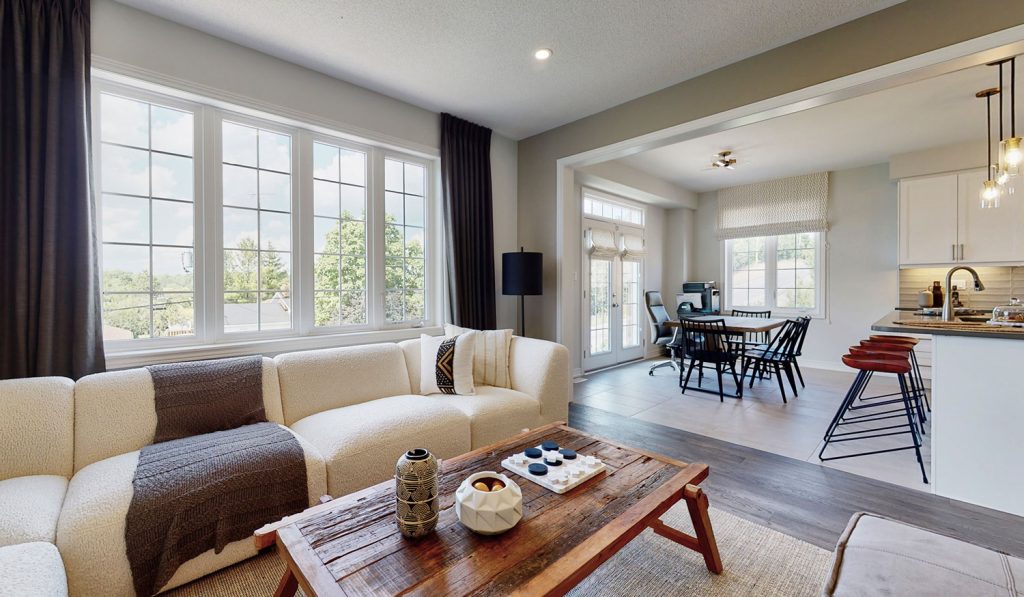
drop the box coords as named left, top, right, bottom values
left=420, top=333, right=477, bottom=395
left=444, top=324, right=513, bottom=389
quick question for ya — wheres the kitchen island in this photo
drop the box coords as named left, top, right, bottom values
left=872, top=311, right=1024, bottom=517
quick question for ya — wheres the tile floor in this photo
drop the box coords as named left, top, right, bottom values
left=573, top=358, right=932, bottom=491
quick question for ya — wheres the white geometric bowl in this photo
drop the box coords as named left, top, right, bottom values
left=454, top=471, right=523, bottom=535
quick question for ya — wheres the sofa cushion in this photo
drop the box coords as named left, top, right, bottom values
left=426, top=386, right=540, bottom=449
left=0, top=541, right=68, bottom=597
left=290, top=395, right=471, bottom=496
left=823, top=512, right=1023, bottom=596
left=56, top=426, right=325, bottom=597
left=0, top=475, right=67, bottom=547
left=419, top=332, right=476, bottom=396
left=0, top=377, right=74, bottom=480
left=275, top=343, right=412, bottom=425
left=445, top=324, right=513, bottom=388
left=72, top=358, right=283, bottom=472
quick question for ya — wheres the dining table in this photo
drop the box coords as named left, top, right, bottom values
left=664, top=315, right=787, bottom=335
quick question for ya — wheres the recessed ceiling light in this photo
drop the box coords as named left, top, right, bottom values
left=534, top=48, right=553, bottom=61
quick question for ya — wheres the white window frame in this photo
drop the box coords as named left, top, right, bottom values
left=582, top=188, right=645, bottom=227
left=721, top=232, right=827, bottom=318
left=93, top=74, right=442, bottom=367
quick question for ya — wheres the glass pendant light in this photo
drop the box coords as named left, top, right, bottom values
left=999, top=58, right=1022, bottom=178
left=979, top=87, right=1002, bottom=209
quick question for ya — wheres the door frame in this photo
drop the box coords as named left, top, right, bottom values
left=581, top=204, right=646, bottom=372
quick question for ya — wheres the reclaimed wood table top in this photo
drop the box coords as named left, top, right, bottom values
left=666, top=315, right=787, bottom=334
left=256, top=423, right=721, bottom=597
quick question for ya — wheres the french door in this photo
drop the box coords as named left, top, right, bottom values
left=583, top=224, right=645, bottom=371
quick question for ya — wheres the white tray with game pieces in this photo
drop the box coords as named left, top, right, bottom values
left=500, top=443, right=606, bottom=494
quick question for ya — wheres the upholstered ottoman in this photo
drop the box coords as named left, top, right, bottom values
left=823, top=512, right=1022, bottom=596
left=0, top=542, right=68, bottom=597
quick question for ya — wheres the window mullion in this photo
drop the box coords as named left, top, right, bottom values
left=201, top=107, right=223, bottom=343
left=766, top=236, right=778, bottom=310
left=295, top=130, right=312, bottom=336
left=368, top=148, right=385, bottom=329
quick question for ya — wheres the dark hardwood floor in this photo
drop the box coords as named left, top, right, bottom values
left=569, top=402, right=1024, bottom=557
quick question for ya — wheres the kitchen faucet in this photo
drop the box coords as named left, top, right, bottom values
left=942, top=266, right=986, bottom=321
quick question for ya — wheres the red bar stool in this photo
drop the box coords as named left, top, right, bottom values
left=857, top=340, right=928, bottom=428
left=819, top=349, right=928, bottom=484
left=869, top=335, right=929, bottom=410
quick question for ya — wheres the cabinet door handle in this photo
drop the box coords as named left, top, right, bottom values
left=959, top=244, right=964, bottom=260
left=952, top=244, right=957, bottom=261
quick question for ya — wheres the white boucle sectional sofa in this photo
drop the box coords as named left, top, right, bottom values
left=0, top=336, right=570, bottom=596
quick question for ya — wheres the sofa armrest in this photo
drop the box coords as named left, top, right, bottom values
left=508, top=337, right=571, bottom=424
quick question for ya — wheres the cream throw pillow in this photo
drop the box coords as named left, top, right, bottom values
left=420, top=332, right=477, bottom=395
left=444, top=324, right=513, bottom=389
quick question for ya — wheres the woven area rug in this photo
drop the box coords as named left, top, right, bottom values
left=165, top=505, right=832, bottom=596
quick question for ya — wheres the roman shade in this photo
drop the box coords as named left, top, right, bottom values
left=716, top=172, right=829, bottom=240
left=621, top=233, right=646, bottom=258
left=586, top=228, right=618, bottom=258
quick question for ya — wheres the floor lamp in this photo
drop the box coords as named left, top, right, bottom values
left=502, top=248, right=542, bottom=337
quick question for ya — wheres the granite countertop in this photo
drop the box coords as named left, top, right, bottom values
left=872, top=311, right=1024, bottom=340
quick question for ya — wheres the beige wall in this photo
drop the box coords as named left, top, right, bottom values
left=889, top=139, right=988, bottom=179
left=695, top=164, right=898, bottom=367
left=93, top=0, right=519, bottom=330
left=518, top=0, right=1024, bottom=345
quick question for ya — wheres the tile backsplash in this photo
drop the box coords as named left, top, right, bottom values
left=899, top=266, right=1024, bottom=311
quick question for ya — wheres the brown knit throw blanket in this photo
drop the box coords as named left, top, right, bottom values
left=126, top=359, right=308, bottom=596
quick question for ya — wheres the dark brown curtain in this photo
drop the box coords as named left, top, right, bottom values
left=1, top=0, right=105, bottom=379
left=440, top=113, right=496, bottom=330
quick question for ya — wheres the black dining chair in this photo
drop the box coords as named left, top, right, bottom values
left=741, top=318, right=808, bottom=403
left=730, top=309, right=773, bottom=346
left=678, top=318, right=743, bottom=402
left=792, top=316, right=811, bottom=388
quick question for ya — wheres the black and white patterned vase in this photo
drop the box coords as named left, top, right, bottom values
left=395, top=448, right=439, bottom=538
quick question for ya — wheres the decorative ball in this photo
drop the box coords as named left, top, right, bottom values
left=473, top=481, right=490, bottom=492
left=455, top=471, right=523, bottom=535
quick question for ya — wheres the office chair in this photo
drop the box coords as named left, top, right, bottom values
left=645, top=291, right=683, bottom=375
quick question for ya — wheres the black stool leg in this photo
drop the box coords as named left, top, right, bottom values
left=898, top=374, right=929, bottom=484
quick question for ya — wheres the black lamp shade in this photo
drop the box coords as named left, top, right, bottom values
left=502, top=251, right=543, bottom=296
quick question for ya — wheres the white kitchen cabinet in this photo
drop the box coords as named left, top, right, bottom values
left=957, top=168, right=1023, bottom=262
left=899, top=173, right=959, bottom=265
left=900, top=167, right=1024, bottom=265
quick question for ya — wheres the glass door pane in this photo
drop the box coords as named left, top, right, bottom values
left=589, top=258, right=612, bottom=356
left=621, top=259, right=641, bottom=349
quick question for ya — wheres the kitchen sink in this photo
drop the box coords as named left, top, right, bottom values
left=957, top=315, right=992, bottom=323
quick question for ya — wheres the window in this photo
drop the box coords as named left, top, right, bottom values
left=94, top=78, right=436, bottom=352
left=312, top=142, right=367, bottom=327
left=98, top=92, right=196, bottom=340
left=221, top=121, right=293, bottom=333
left=724, top=232, right=823, bottom=316
left=583, top=191, right=644, bottom=225
left=384, top=158, right=426, bottom=323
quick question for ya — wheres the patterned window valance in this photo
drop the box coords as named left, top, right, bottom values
left=621, top=233, right=646, bottom=258
left=716, top=172, right=829, bottom=240
left=586, top=228, right=619, bottom=258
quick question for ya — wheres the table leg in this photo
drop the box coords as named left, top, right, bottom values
left=273, top=568, right=299, bottom=597
left=683, top=484, right=723, bottom=574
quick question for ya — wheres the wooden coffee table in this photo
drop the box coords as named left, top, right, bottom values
left=255, top=422, right=722, bottom=596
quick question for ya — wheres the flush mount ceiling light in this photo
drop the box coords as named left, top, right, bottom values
left=534, top=48, right=553, bottom=61
left=711, top=150, right=737, bottom=170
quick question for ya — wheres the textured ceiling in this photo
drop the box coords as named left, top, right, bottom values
left=618, top=64, right=998, bottom=192
left=113, top=0, right=904, bottom=139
